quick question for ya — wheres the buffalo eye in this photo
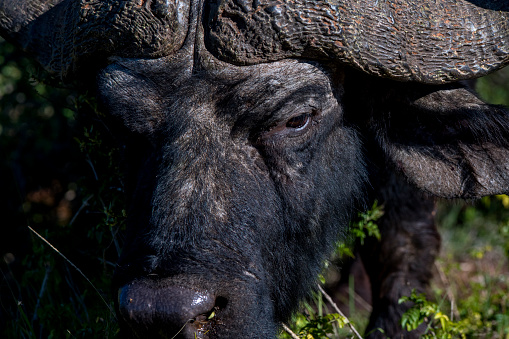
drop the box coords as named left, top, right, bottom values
left=286, top=113, right=311, bottom=131
left=258, top=110, right=319, bottom=142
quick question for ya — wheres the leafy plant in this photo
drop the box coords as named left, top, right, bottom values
left=298, top=313, right=349, bottom=339
left=335, top=201, right=383, bottom=259
left=399, top=290, right=468, bottom=338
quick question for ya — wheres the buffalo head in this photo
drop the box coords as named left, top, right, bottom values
left=2, top=0, right=509, bottom=338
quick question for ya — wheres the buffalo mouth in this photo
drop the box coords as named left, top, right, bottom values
left=182, top=303, right=227, bottom=339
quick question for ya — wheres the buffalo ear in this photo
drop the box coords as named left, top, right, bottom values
left=96, top=61, right=165, bottom=140
left=370, top=82, right=509, bottom=198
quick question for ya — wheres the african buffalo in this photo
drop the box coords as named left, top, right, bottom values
left=2, top=0, right=509, bottom=338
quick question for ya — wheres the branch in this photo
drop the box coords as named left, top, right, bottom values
left=282, top=323, right=301, bottom=339
left=317, top=283, right=363, bottom=339
left=28, top=226, right=116, bottom=319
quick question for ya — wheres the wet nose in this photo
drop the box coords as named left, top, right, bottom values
left=118, top=279, right=216, bottom=338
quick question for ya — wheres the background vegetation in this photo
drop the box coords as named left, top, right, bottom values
left=0, top=38, right=122, bottom=338
left=2, top=36, right=509, bottom=338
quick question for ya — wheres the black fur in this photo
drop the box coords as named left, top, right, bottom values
left=91, top=45, right=509, bottom=338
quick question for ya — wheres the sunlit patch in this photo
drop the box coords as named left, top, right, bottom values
left=191, top=294, right=209, bottom=307
left=243, top=270, right=258, bottom=279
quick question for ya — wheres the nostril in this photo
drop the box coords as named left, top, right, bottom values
left=118, top=279, right=217, bottom=336
left=214, top=296, right=228, bottom=309
left=212, top=296, right=228, bottom=316
left=190, top=296, right=228, bottom=324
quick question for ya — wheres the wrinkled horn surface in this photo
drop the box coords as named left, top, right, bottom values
left=206, top=0, right=509, bottom=83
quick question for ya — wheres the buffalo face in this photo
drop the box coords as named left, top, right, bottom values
left=97, top=55, right=364, bottom=338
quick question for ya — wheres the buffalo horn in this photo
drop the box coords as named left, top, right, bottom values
left=0, top=0, right=190, bottom=80
left=206, top=0, right=509, bottom=83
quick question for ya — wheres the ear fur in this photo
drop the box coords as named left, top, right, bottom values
left=96, top=61, right=165, bottom=140
left=361, top=79, right=509, bottom=198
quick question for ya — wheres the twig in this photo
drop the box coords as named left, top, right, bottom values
left=170, top=319, right=193, bottom=339
left=28, top=226, right=116, bottom=319
left=317, top=284, right=363, bottom=339
left=353, top=291, right=372, bottom=313
left=32, top=263, right=51, bottom=324
left=86, top=155, right=99, bottom=181
left=100, top=197, right=122, bottom=258
left=95, top=257, right=116, bottom=267
left=282, top=323, right=300, bottom=339
left=434, top=261, right=459, bottom=320
left=64, top=264, right=90, bottom=322
left=110, top=225, right=122, bottom=258
left=69, top=194, right=93, bottom=226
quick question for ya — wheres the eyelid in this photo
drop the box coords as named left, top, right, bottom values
left=261, top=95, right=322, bottom=125
left=260, top=109, right=319, bottom=140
